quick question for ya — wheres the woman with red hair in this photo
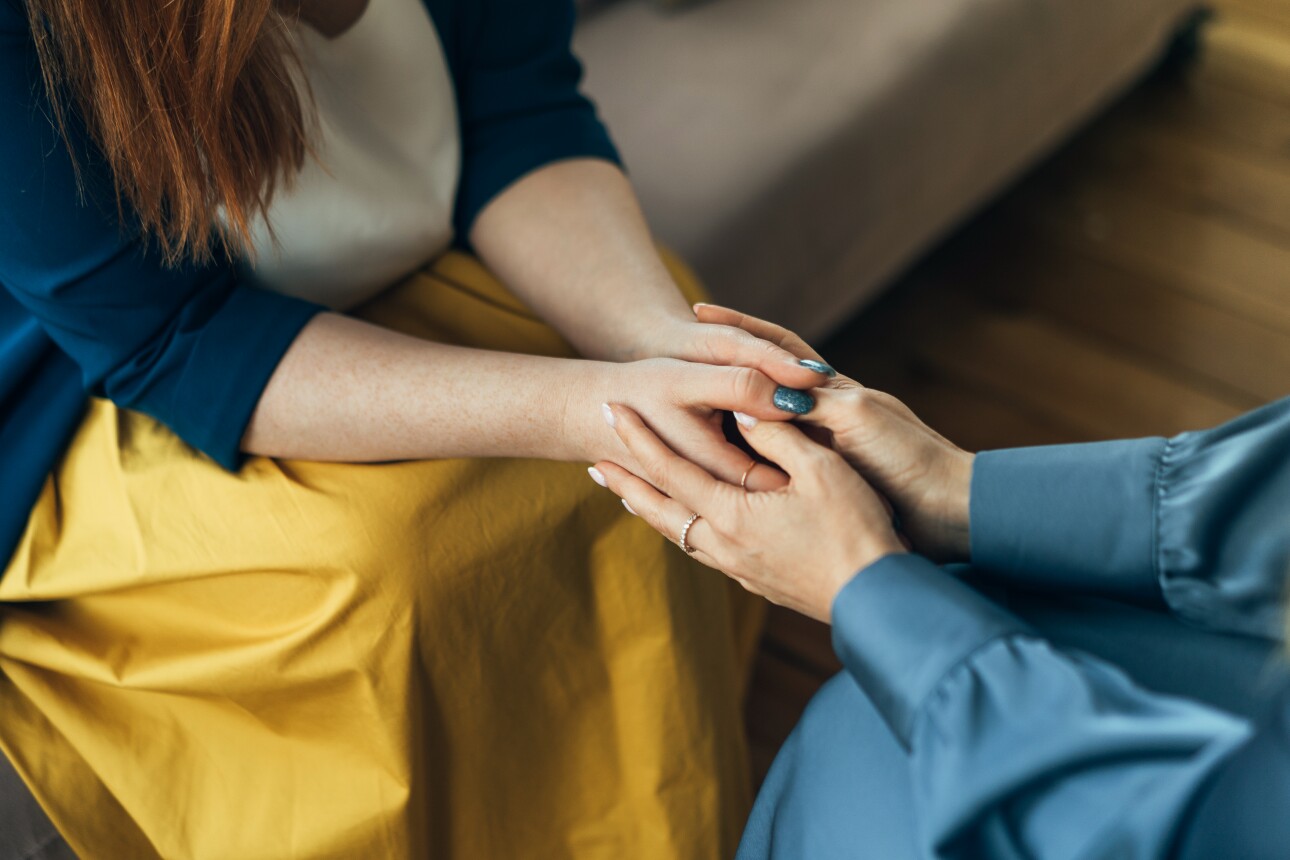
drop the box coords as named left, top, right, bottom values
left=0, top=1, right=831, bottom=856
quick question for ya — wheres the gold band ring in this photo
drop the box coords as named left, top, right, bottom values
left=739, top=462, right=756, bottom=491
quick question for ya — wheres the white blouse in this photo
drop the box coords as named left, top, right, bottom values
left=244, top=0, right=461, bottom=310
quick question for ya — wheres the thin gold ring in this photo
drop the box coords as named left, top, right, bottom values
left=679, top=513, right=701, bottom=554
left=739, top=461, right=756, bottom=491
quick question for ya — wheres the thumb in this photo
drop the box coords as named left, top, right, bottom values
left=732, top=412, right=838, bottom=483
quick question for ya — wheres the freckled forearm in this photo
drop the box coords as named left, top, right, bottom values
left=242, top=312, right=611, bottom=463
left=468, top=159, right=694, bottom=361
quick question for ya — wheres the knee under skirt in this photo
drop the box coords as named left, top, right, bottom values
left=0, top=251, right=764, bottom=859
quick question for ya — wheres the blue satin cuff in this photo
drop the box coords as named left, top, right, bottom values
left=970, top=438, right=1167, bottom=603
left=831, top=554, right=1028, bottom=747
left=1156, top=400, right=1290, bottom=639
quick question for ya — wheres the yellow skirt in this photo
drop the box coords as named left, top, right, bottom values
left=0, top=252, right=764, bottom=859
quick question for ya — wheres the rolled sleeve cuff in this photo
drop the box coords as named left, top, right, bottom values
left=831, top=553, right=1029, bottom=747
left=173, top=287, right=322, bottom=471
left=970, top=438, right=1167, bottom=603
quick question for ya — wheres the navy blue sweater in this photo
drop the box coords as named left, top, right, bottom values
left=0, top=0, right=618, bottom=565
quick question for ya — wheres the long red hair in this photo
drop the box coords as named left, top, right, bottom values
left=25, top=0, right=311, bottom=264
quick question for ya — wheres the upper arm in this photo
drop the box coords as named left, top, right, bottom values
left=436, top=0, right=620, bottom=238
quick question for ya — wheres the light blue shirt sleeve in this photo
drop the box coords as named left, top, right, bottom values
left=831, top=554, right=1259, bottom=859
left=971, top=397, right=1290, bottom=639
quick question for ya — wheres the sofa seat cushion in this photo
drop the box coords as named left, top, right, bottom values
left=576, top=0, right=1199, bottom=338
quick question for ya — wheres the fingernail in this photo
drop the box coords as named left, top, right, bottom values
left=588, top=466, right=607, bottom=488
left=798, top=359, right=837, bottom=378
left=622, top=499, right=637, bottom=516
left=601, top=403, right=616, bottom=428
left=733, top=411, right=759, bottom=429
left=773, top=386, right=815, bottom=415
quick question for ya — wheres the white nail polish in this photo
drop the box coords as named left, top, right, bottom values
left=588, top=466, right=607, bottom=488
left=622, top=499, right=637, bottom=516
left=601, top=403, right=616, bottom=428
left=733, top=411, right=759, bottom=429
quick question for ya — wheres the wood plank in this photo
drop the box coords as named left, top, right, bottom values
left=913, top=297, right=1246, bottom=439
left=1220, top=0, right=1290, bottom=36
left=890, top=371, right=1081, bottom=452
left=979, top=227, right=1290, bottom=405
left=745, top=650, right=822, bottom=784
left=762, top=607, right=839, bottom=678
left=1133, top=76, right=1290, bottom=171
left=1073, top=117, right=1290, bottom=242
left=1019, top=178, right=1290, bottom=334
left=748, top=741, right=779, bottom=790
left=1202, top=10, right=1290, bottom=103
left=827, top=255, right=1090, bottom=452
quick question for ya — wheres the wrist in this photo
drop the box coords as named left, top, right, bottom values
left=940, top=451, right=975, bottom=559
left=905, top=449, right=974, bottom=563
left=609, top=312, right=696, bottom=362
left=826, top=543, right=907, bottom=624
left=560, top=360, right=630, bottom=462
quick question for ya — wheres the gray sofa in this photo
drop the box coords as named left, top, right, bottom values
left=576, top=0, right=1202, bottom=339
left=0, top=1, right=1203, bottom=856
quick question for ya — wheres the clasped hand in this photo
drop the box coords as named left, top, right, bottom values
left=589, top=305, right=977, bottom=624
left=571, top=308, right=832, bottom=492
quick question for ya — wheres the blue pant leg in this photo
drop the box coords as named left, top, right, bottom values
left=738, top=673, right=922, bottom=860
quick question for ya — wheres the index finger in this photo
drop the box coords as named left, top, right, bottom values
left=698, top=326, right=830, bottom=390
left=602, top=403, right=738, bottom=513
left=694, top=304, right=828, bottom=365
left=735, top=413, right=842, bottom=486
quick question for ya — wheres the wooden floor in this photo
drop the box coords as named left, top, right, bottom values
left=743, top=0, right=1290, bottom=783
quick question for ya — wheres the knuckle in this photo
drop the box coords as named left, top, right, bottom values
left=802, top=441, right=841, bottom=475
left=844, top=386, right=875, bottom=417
left=646, top=510, right=671, bottom=536
left=816, top=445, right=846, bottom=471
left=860, top=387, right=889, bottom=406
left=751, top=335, right=781, bottom=358
left=857, top=387, right=881, bottom=410
left=706, top=330, right=737, bottom=362
left=730, top=367, right=768, bottom=404
left=645, top=455, right=673, bottom=489
left=633, top=446, right=667, bottom=482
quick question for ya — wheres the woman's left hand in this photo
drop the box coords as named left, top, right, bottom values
left=631, top=313, right=835, bottom=391
left=592, top=404, right=906, bottom=624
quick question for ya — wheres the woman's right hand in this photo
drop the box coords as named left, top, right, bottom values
left=693, top=304, right=975, bottom=561
left=592, top=404, right=906, bottom=624
left=571, top=357, right=814, bottom=493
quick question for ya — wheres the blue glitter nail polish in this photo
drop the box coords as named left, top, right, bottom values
left=773, top=386, right=815, bottom=415
left=798, top=359, right=837, bottom=378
